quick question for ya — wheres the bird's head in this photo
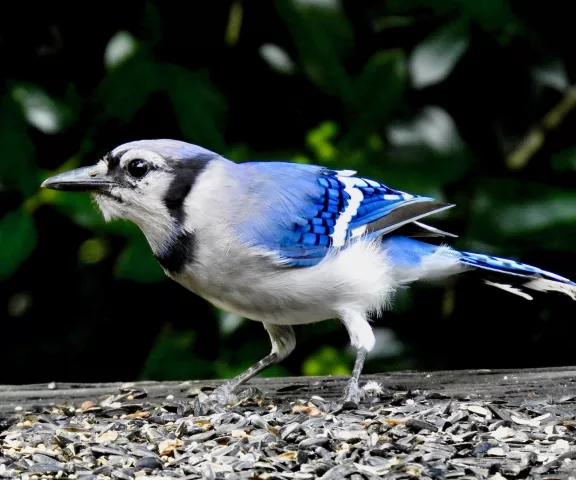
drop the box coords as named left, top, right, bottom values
left=41, top=139, right=221, bottom=251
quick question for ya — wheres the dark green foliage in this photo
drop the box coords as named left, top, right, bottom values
left=2, top=0, right=576, bottom=384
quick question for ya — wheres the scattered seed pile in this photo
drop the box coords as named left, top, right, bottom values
left=2, top=381, right=576, bottom=479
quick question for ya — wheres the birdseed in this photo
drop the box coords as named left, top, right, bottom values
left=2, top=380, right=576, bottom=479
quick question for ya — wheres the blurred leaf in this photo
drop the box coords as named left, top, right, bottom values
left=11, top=83, right=76, bottom=135
left=224, top=144, right=252, bottom=162
left=307, top=121, right=339, bottom=162
left=256, top=364, right=290, bottom=378
left=215, top=352, right=290, bottom=380
left=259, top=43, right=296, bottom=74
left=551, top=147, right=576, bottom=173
left=140, top=1, right=163, bottom=45
left=42, top=189, right=106, bottom=229
left=370, top=327, right=405, bottom=358
left=532, top=58, right=569, bottom=93
left=0, top=96, right=38, bottom=195
left=218, top=312, right=244, bottom=336
left=78, top=238, right=109, bottom=265
left=275, top=0, right=352, bottom=96
left=374, top=15, right=416, bottom=31
left=456, top=0, right=516, bottom=33
left=7, top=292, right=33, bottom=318
left=293, top=154, right=312, bottom=164
left=389, top=0, right=517, bottom=34
left=114, top=234, right=165, bottom=283
left=342, top=50, right=406, bottom=148
left=104, top=31, right=138, bottom=71
left=387, top=106, right=464, bottom=154
left=467, top=179, right=576, bottom=246
left=409, top=20, right=469, bottom=89
left=367, top=134, right=384, bottom=152
left=96, top=54, right=158, bottom=122
left=349, top=50, right=405, bottom=110
left=379, top=106, right=473, bottom=194
left=0, top=209, right=38, bottom=281
left=226, top=0, right=243, bottom=46
left=303, top=345, right=351, bottom=376
left=139, top=326, right=213, bottom=380
left=387, top=0, right=456, bottom=16
left=164, top=65, right=226, bottom=151
left=492, top=196, right=576, bottom=237
left=292, top=0, right=341, bottom=7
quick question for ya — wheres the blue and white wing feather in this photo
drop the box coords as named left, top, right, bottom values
left=234, top=162, right=452, bottom=267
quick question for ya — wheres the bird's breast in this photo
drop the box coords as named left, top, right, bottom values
left=166, top=235, right=396, bottom=325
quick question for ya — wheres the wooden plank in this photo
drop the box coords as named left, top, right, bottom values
left=1, top=365, right=575, bottom=413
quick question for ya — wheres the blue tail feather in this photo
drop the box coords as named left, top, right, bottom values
left=459, top=251, right=576, bottom=286
left=383, top=235, right=576, bottom=300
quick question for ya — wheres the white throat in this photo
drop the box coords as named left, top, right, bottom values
left=92, top=186, right=179, bottom=256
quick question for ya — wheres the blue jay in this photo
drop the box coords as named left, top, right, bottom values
left=41, top=139, right=576, bottom=406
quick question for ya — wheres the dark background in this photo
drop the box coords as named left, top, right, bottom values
left=2, top=0, right=576, bottom=386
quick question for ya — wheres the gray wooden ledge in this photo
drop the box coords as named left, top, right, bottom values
left=1, top=366, right=576, bottom=413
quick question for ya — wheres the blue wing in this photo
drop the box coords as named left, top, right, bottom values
left=234, top=161, right=454, bottom=267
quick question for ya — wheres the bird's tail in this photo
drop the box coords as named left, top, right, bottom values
left=458, top=250, right=576, bottom=301
left=383, top=235, right=576, bottom=300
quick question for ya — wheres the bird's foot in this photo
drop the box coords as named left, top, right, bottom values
left=206, top=383, right=238, bottom=406
left=339, top=380, right=361, bottom=410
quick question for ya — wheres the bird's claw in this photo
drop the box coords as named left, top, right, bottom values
left=206, top=384, right=238, bottom=406
left=339, top=381, right=361, bottom=410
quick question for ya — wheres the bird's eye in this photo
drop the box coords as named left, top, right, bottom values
left=127, top=159, right=149, bottom=178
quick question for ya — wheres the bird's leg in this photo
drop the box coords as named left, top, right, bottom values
left=208, top=324, right=296, bottom=404
left=338, top=309, right=374, bottom=408
left=341, top=347, right=367, bottom=407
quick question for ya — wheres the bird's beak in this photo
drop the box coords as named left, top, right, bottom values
left=41, top=166, right=114, bottom=192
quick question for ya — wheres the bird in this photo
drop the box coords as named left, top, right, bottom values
left=41, top=139, right=576, bottom=406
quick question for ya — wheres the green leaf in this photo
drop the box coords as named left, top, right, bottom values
left=96, top=54, right=158, bottom=122
left=259, top=43, right=296, bottom=75
left=78, top=238, right=109, bottom=265
left=140, top=1, right=163, bottom=45
left=139, top=326, right=215, bottom=381
left=164, top=65, right=226, bottom=151
left=114, top=234, right=165, bottom=283
left=303, top=346, right=351, bottom=376
left=275, top=0, right=353, bottom=96
left=455, top=0, right=517, bottom=33
left=12, top=83, right=77, bottom=135
left=532, top=58, right=569, bottom=93
left=491, top=196, right=576, bottom=236
left=226, top=0, right=243, bottom=46
left=388, top=106, right=465, bottom=154
left=44, top=188, right=105, bottom=229
left=373, top=106, right=473, bottom=194
left=409, top=19, right=469, bottom=89
left=387, top=0, right=456, bottom=16
left=104, top=31, right=138, bottom=71
left=341, top=50, right=406, bottom=148
left=0, top=96, right=38, bottom=196
left=551, top=147, right=576, bottom=173
left=306, top=121, right=339, bottom=163
left=0, top=209, right=38, bottom=281
left=465, top=179, right=576, bottom=249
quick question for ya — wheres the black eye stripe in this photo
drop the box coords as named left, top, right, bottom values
left=104, top=152, right=120, bottom=169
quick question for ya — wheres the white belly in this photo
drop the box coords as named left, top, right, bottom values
left=169, top=237, right=397, bottom=325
